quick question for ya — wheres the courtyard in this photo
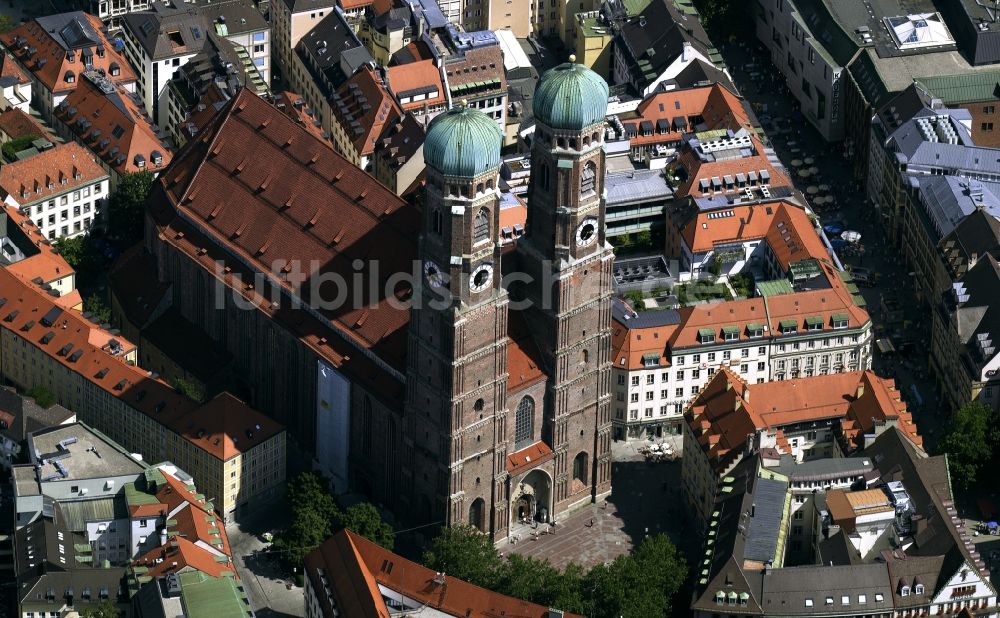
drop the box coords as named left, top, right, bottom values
left=504, top=435, right=694, bottom=570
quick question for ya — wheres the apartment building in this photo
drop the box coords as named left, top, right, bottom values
left=384, top=60, right=447, bottom=126
left=88, top=0, right=152, bottom=32
left=0, top=267, right=285, bottom=523
left=52, top=70, right=171, bottom=185
left=328, top=65, right=402, bottom=170
left=0, top=142, right=110, bottom=240
left=0, top=388, right=75, bottom=469
left=690, top=429, right=997, bottom=617
left=0, top=12, right=136, bottom=122
left=612, top=0, right=721, bottom=97
left=122, top=0, right=269, bottom=127
left=270, top=0, right=338, bottom=87
left=681, top=367, right=921, bottom=528
left=370, top=113, right=425, bottom=195
left=0, top=203, right=79, bottom=302
left=931, top=255, right=1000, bottom=414
left=0, top=53, right=32, bottom=111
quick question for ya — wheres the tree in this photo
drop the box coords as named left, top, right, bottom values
left=499, top=555, right=584, bottom=613
left=173, top=376, right=205, bottom=403
left=85, top=294, right=112, bottom=325
left=584, top=534, right=686, bottom=618
left=2, top=134, right=41, bottom=161
left=422, top=524, right=504, bottom=590
left=78, top=600, right=119, bottom=618
left=939, top=401, right=998, bottom=491
left=26, top=385, right=55, bottom=408
left=334, top=502, right=395, bottom=550
left=635, top=229, right=652, bottom=248
left=273, top=472, right=340, bottom=567
left=108, top=171, right=154, bottom=243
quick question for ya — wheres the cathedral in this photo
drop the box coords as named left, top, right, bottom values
left=404, top=60, right=615, bottom=539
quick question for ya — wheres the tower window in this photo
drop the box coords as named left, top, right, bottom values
left=432, top=208, right=442, bottom=235
left=473, top=208, right=489, bottom=244
left=514, top=396, right=534, bottom=449
left=581, top=161, right=597, bottom=196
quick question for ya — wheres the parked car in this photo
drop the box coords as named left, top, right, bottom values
left=823, top=221, right=846, bottom=236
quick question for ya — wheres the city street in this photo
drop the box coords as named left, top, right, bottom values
left=226, top=503, right=305, bottom=618
left=719, top=39, right=946, bottom=450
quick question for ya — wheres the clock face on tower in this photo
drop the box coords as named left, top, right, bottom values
left=469, top=263, right=493, bottom=293
left=576, top=217, right=598, bottom=247
left=423, top=260, right=447, bottom=288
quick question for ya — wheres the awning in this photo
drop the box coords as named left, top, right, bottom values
left=779, top=319, right=797, bottom=329
left=832, top=313, right=849, bottom=322
left=722, top=326, right=740, bottom=335
left=805, top=316, right=824, bottom=326
left=698, top=328, right=715, bottom=337
left=876, top=338, right=896, bottom=354
left=746, top=323, right=764, bottom=332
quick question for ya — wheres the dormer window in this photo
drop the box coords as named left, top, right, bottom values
left=642, top=353, right=659, bottom=367
left=832, top=313, right=849, bottom=329
left=900, top=586, right=910, bottom=597
left=806, top=316, right=823, bottom=331
left=698, top=328, right=715, bottom=344
left=747, top=324, right=764, bottom=338
left=914, top=584, right=924, bottom=595
left=779, top=319, right=797, bottom=334
left=722, top=326, right=739, bottom=341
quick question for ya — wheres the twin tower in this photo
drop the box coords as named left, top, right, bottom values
left=401, top=60, right=615, bottom=540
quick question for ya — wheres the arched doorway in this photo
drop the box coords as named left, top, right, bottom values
left=572, top=452, right=589, bottom=491
left=469, top=497, right=486, bottom=532
left=511, top=469, right=552, bottom=525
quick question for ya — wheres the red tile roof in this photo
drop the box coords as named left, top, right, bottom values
left=0, top=14, right=135, bottom=95
left=611, top=308, right=678, bottom=370
left=0, top=142, right=107, bottom=205
left=274, top=90, right=333, bottom=147
left=385, top=60, right=445, bottom=112
left=333, top=66, right=401, bottom=158
left=133, top=469, right=235, bottom=577
left=0, top=108, right=48, bottom=141
left=54, top=71, right=170, bottom=175
left=624, top=83, right=749, bottom=148
left=0, top=266, right=282, bottom=460
left=0, top=52, right=29, bottom=86
left=671, top=134, right=789, bottom=199
left=506, top=441, right=555, bottom=475
left=307, top=530, right=585, bottom=618
left=686, top=368, right=922, bottom=473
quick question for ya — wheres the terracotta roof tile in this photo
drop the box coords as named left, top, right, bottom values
left=625, top=83, right=749, bottom=148
left=0, top=13, right=136, bottom=95
left=274, top=90, right=333, bottom=147
left=0, top=266, right=281, bottom=460
left=54, top=71, right=170, bottom=175
left=506, top=441, right=555, bottom=475
left=672, top=134, right=789, bottom=199
left=385, top=60, right=445, bottom=112
left=333, top=66, right=401, bottom=157
left=0, top=142, right=108, bottom=205
left=0, top=108, right=48, bottom=140
left=0, top=52, right=29, bottom=85
left=687, top=368, right=922, bottom=473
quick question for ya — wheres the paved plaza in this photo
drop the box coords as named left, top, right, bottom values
left=504, top=435, right=693, bottom=570
left=227, top=504, right=305, bottom=618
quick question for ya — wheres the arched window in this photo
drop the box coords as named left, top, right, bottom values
left=580, top=349, right=589, bottom=364
left=469, top=497, right=485, bottom=532
left=473, top=208, right=489, bottom=244
left=536, top=163, right=549, bottom=190
left=581, top=161, right=597, bottom=196
left=432, top=208, right=442, bottom=235
left=572, top=452, right=589, bottom=486
left=514, top=396, right=534, bottom=448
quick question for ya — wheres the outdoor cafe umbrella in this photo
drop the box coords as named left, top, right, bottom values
left=798, top=168, right=811, bottom=178
left=813, top=195, right=827, bottom=205
left=806, top=186, right=819, bottom=195
left=819, top=184, right=831, bottom=192
left=803, top=157, right=815, bottom=165
left=808, top=166, right=819, bottom=174
left=790, top=159, right=803, bottom=167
